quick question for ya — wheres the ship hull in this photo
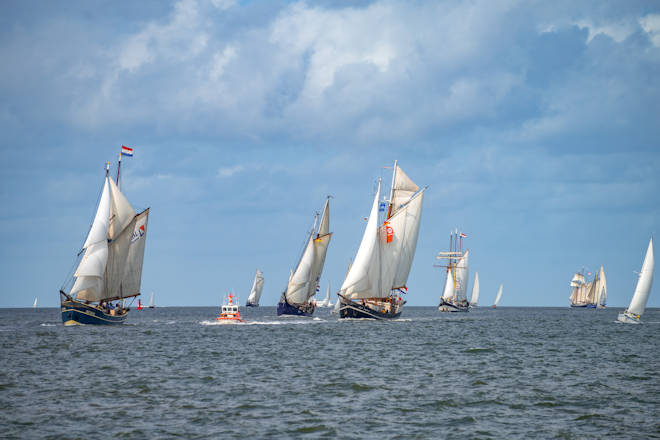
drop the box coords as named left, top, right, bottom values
left=337, top=295, right=403, bottom=320
left=277, top=300, right=315, bottom=317
left=617, top=311, right=641, bottom=324
left=569, top=303, right=588, bottom=308
left=438, top=299, right=469, bottom=313
left=245, top=303, right=259, bottom=308
left=61, top=299, right=128, bottom=325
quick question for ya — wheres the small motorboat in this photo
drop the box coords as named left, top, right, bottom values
left=216, top=293, right=244, bottom=323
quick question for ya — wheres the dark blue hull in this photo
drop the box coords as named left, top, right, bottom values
left=438, top=299, right=470, bottom=312
left=245, top=303, right=259, bottom=308
left=569, top=303, right=588, bottom=308
left=61, top=300, right=128, bottom=325
left=277, top=300, right=314, bottom=317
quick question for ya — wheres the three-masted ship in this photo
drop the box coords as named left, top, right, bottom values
left=245, top=269, right=264, bottom=307
left=337, top=162, right=425, bottom=319
left=569, top=266, right=607, bottom=308
left=437, top=230, right=470, bottom=312
left=277, top=198, right=332, bottom=316
left=60, top=152, right=149, bottom=325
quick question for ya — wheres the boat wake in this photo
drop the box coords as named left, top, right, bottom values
left=40, top=323, right=57, bottom=327
left=200, top=319, right=325, bottom=326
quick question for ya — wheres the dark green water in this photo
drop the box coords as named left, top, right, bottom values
left=1, top=307, right=659, bottom=439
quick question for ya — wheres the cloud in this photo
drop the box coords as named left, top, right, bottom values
left=218, top=164, right=245, bottom=177
left=640, top=13, right=660, bottom=47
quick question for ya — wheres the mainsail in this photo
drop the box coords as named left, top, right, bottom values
left=454, top=250, right=469, bottom=302
left=70, top=175, right=149, bottom=302
left=626, top=238, right=654, bottom=317
left=596, top=266, right=607, bottom=307
left=469, top=272, right=480, bottom=306
left=441, top=268, right=455, bottom=301
left=247, top=269, right=264, bottom=306
left=493, top=284, right=503, bottom=307
left=284, top=198, right=332, bottom=305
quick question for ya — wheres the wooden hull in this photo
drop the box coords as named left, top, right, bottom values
left=61, top=299, right=128, bottom=325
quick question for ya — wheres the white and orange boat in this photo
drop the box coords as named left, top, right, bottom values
left=216, top=293, right=244, bottom=323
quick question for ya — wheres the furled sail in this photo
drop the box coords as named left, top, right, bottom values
left=470, top=272, right=480, bottom=306
left=493, top=284, right=503, bottom=307
left=626, top=238, right=654, bottom=316
left=247, top=269, right=264, bottom=306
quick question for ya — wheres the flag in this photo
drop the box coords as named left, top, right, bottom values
left=121, top=145, right=134, bottom=157
left=460, top=232, right=467, bottom=238
left=379, top=202, right=387, bottom=212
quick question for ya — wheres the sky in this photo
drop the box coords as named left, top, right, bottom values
left=1, top=0, right=659, bottom=308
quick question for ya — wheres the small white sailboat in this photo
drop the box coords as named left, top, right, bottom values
left=148, top=292, right=156, bottom=308
left=596, top=266, right=607, bottom=309
left=618, top=238, right=654, bottom=324
left=33, top=297, right=38, bottom=309
left=246, top=269, right=264, bottom=307
left=492, top=284, right=503, bottom=308
left=469, top=272, right=480, bottom=307
left=317, top=283, right=331, bottom=307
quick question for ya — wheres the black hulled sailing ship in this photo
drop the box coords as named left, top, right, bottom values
left=60, top=149, right=149, bottom=325
left=277, top=198, right=331, bottom=317
left=337, top=162, right=425, bottom=320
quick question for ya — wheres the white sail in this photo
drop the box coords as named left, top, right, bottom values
left=72, top=177, right=111, bottom=301
left=493, top=284, right=503, bottom=307
left=391, top=190, right=425, bottom=289
left=108, top=177, right=136, bottom=240
left=340, top=181, right=382, bottom=299
left=285, top=199, right=332, bottom=305
left=469, top=272, right=480, bottom=306
left=33, top=297, right=37, bottom=308
left=149, top=292, right=155, bottom=307
left=326, top=283, right=333, bottom=307
left=441, top=268, right=455, bottom=300
left=597, top=266, right=607, bottom=307
left=247, top=269, right=264, bottom=306
left=626, top=238, right=654, bottom=317
left=120, top=209, right=149, bottom=298
left=454, top=250, right=469, bottom=302
left=390, top=165, right=419, bottom=216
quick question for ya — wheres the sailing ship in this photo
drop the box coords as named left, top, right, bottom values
left=217, top=292, right=244, bottom=323
left=437, top=231, right=470, bottom=312
left=492, top=284, right=503, bottom=308
left=569, top=266, right=607, bottom=308
left=148, top=292, right=156, bottom=308
left=277, top=198, right=332, bottom=316
left=246, top=269, right=264, bottom=307
left=59, top=150, right=149, bottom=325
left=33, top=298, right=37, bottom=309
left=337, top=162, right=425, bottom=319
left=469, top=272, right=480, bottom=308
left=618, top=237, right=654, bottom=324
left=317, top=283, right=331, bottom=307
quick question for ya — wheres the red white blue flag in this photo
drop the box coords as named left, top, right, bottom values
left=460, top=232, right=467, bottom=238
left=121, top=145, right=133, bottom=157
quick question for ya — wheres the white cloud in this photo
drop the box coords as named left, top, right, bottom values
left=640, top=13, right=660, bottom=47
left=218, top=165, right=245, bottom=177
left=574, top=19, right=635, bottom=43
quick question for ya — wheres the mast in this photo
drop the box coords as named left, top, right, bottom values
left=387, top=160, right=397, bottom=218
left=116, top=152, right=122, bottom=185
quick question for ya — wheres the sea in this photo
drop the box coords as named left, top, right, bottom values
left=1, top=306, right=659, bottom=439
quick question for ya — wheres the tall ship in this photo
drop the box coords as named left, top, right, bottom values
left=277, top=198, right=332, bottom=317
left=59, top=148, right=149, bottom=325
left=492, top=284, right=503, bottom=308
left=469, top=272, right=480, bottom=308
left=337, top=162, right=425, bottom=319
left=618, top=237, right=654, bottom=324
left=437, top=231, right=470, bottom=312
left=569, top=266, right=607, bottom=308
left=246, top=269, right=264, bottom=307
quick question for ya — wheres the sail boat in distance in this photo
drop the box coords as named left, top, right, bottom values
left=148, top=292, right=155, bottom=308
left=492, top=284, right=503, bottom=308
left=278, top=197, right=332, bottom=317
left=569, top=267, right=606, bottom=308
left=618, top=237, right=654, bottom=324
left=33, top=298, right=37, bottom=309
left=337, top=162, right=425, bottom=319
left=317, top=283, right=331, bottom=307
left=469, top=272, right=480, bottom=308
left=437, top=231, right=470, bottom=312
left=59, top=148, right=149, bottom=325
left=246, top=269, right=264, bottom=307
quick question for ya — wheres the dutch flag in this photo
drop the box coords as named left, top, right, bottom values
left=121, top=145, right=134, bottom=157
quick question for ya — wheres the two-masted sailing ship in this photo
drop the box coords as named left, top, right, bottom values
left=437, top=231, right=470, bottom=312
left=568, top=266, right=607, bottom=308
left=337, top=162, right=425, bottom=319
left=618, top=237, right=654, bottom=324
left=277, top=198, right=332, bottom=316
left=59, top=151, right=149, bottom=325
left=245, top=269, right=264, bottom=307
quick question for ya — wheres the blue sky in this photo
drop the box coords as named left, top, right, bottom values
left=1, top=0, right=659, bottom=308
